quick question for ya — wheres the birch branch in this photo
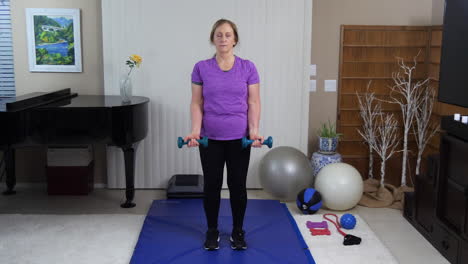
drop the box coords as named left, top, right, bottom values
left=413, top=87, right=440, bottom=175
left=378, top=51, right=428, bottom=186
left=360, top=113, right=400, bottom=186
left=356, top=81, right=382, bottom=179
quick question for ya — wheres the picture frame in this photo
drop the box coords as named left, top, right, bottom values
left=25, top=8, right=82, bottom=72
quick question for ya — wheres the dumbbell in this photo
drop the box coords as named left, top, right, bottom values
left=241, top=136, right=273, bottom=149
left=177, top=136, right=209, bottom=148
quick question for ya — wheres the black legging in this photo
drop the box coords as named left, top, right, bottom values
left=199, top=139, right=251, bottom=230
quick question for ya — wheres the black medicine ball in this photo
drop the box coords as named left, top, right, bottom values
left=296, top=188, right=322, bottom=214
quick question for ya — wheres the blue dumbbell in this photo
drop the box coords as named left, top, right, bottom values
left=241, top=136, right=273, bottom=149
left=177, top=136, right=208, bottom=148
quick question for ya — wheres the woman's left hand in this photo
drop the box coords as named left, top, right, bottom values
left=249, top=132, right=264, bottom=148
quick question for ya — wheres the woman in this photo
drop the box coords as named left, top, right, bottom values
left=184, top=18, right=263, bottom=251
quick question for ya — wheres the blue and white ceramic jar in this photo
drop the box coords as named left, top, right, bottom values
left=318, top=136, right=338, bottom=154
left=311, top=152, right=342, bottom=177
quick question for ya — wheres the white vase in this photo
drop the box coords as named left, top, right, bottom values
left=120, top=75, right=132, bottom=103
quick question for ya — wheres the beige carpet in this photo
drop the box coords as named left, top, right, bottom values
left=0, top=207, right=397, bottom=264
left=0, top=214, right=144, bottom=264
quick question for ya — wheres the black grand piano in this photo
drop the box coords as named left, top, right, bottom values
left=0, top=89, right=149, bottom=208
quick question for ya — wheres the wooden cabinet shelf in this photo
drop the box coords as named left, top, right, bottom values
left=340, top=92, right=389, bottom=95
left=341, top=154, right=368, bottom=159
left=341, top=77, right=396, bottom=80
left=339, top=139, right=365, bottom=142
left=342, top=76, right=427, bottom=80
left=343, top=60, right=424, bottom=64
left=338, top=123, right=403, bottom=127
left=343, top=44, right=427, bottom=48
left=340, top=108, right=400, bottom=111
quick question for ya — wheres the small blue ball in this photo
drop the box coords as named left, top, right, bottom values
left=340, top=213, right=356, bottom=229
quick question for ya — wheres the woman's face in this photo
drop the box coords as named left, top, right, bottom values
left=213, top=23, right=236, bottom=53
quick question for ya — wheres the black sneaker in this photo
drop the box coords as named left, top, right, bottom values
left=230, top=228, right=247, bottom=250
left=204, top=228, right=220, bottom=250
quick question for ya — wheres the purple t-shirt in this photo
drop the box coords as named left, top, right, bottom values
left=191, top=56, right=260, bottom=140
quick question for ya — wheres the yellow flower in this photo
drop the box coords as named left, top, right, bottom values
left=130, top=54, right=142, bottom=67
left=125, top=54, right=143, bottom=76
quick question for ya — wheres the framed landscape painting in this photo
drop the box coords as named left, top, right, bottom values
left=25, top=8, right=82, bottom=72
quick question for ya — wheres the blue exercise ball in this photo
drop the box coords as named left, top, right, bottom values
left=340, top=213, right=357, bottom=229
left=296, top=188, right=322, bottom=214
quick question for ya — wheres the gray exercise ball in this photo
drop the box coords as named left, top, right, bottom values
left=259, top=146, right=314, bottom=201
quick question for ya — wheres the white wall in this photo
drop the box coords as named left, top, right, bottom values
left=102, top=0, right=312, bottom=188
left=432, top=0, right=445, bottom=24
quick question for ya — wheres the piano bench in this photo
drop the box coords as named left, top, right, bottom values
left=46, top=161, right=94, bottom=195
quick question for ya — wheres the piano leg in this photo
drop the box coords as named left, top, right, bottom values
left=3, top=147, right=16, bottom=195
left=120, top=143, right=139, bottom=208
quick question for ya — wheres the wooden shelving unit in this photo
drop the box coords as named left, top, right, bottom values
left=337, top=25, right=430, bottom=186
left=337, top=25, right=468, bottom=187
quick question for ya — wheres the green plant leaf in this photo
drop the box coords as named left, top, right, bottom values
left=317, top=120, right=341, bottom=138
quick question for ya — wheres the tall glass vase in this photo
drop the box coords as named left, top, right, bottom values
left=120, top=75, right=133, bottom=103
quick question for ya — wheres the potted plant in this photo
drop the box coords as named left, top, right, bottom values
left=317, top=120, right=342, bottom=154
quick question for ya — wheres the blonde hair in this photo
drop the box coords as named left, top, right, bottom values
left=210, top=18, right=239, bottom=47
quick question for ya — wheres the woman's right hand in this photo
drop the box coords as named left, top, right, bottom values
left=183, top=133, right=200, bottom=147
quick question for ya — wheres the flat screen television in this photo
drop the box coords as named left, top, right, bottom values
left=438, top=0, right=468, bottom=108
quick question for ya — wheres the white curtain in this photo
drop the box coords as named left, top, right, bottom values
left=102, top=0, right=312, bottom=188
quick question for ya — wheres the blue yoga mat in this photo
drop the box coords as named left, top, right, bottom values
left=130, top=199, right=315, bottom=264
